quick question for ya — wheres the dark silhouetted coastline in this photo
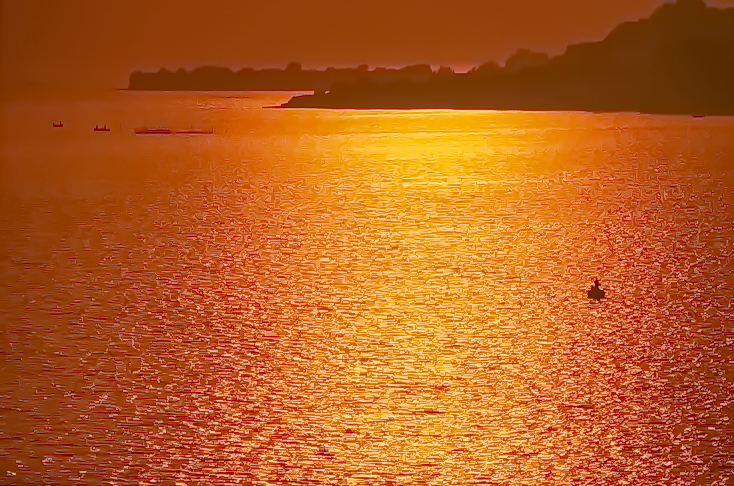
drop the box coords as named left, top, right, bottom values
left=281, top=0, right=734, bottom=115
left=128, top=0, right=734, bottom=115
left=128, top=62, right=435, bottom=92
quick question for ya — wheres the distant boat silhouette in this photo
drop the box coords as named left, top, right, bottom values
left=134, top=128, right=172, bottom=135
left=175, top=128, right=214, bottom=135
left=134, top=127, right=215, bottom=135
left=587, top=279, right=606, bottom=300
left=94, top=125, right=110, bottom=132
left=52, top=121, right=63, bottom=128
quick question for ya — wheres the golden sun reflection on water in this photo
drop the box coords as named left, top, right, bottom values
left=220, top=108, right=734, bottom=484
left=2, top=94, right=734, bottom=484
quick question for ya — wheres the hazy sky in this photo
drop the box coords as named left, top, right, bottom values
left=3, top=0, right=734, bottom=94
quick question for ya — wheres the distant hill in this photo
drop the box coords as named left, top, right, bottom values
left=282, top=0, right=734, bottom=115
left=129, top=0, right=734, bottom=115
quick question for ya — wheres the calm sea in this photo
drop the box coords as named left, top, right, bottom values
left=2, top=91, right=734, bottom=485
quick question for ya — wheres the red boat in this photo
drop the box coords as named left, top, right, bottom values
left=94, top=125, right=110, bottom=132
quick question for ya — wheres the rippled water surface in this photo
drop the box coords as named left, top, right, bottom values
left=2, top=92, right=734, bottom=485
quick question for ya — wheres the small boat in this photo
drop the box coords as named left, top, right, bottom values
left=174, top=128, right=214, bottom=135
left=587, top=279, right=605, bottom=300
left=134, top=128, right=172, bottom=135
left=94, top=125, right=110, bottom=132
left=53, top=121, right=63, bottom=128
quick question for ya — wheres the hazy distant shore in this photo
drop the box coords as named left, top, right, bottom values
left=131, top=0, right=734, bottom=115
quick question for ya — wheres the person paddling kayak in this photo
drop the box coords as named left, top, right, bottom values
left=588, top=279, right=605, bottom=300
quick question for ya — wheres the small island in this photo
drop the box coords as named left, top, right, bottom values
left=129, top=0, right=734, bottom=115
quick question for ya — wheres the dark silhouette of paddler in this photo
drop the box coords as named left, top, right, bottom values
left=588, top=279, right=605, bottom=300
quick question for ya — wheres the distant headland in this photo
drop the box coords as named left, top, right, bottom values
left=130, top=0, right=734, bottom=115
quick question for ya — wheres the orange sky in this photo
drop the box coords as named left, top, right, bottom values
left=3, top=0, right=734, bottom=95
